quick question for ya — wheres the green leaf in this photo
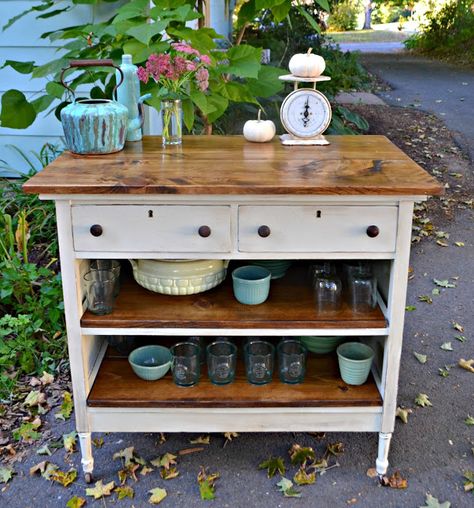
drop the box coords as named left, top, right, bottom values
left=419, top=493, right=451, bottom=508
left=0, top=467, right=14, bottom=484
left=37, top=7, right=72, bottom=19
left=248, top=65, right=285, bottom=98
left=220, top=45, right=262, bottom=79
left=237, top=0, right=257, bottom=27
left=413, top=352, right=427, bottom=364
left=464, top=470, right=474, bottom=492
left=204, top=93, right=229, bottom=123
left=13, top=421, right=41, bottom=442
left=0, top=90, right=36, bottom=129
left=31, top=95, right=55, bottom=114
left=415, top=393, right=432, bottom=407
left=215, top=81, right=259, bottom=104
left=465, top=415, right=474, bottom=426
left=295, top=5, right=321, bottom=32
left=63, top=431, right=77, bottom=453
left=32, top=58, right=69, bottom=79
left=116, top=486, right=134, bottom=499
left=315, top=0, right=330, bottom=11
left=289, top=444, right=315, bottom=465
left=182, top=98, right=194, bottom=131
left=293, top=466, right=316, bottom=485
left=440, top=342, right=453, bottom=351
left=55, top=391, right=73, bottom=420
left=149, top=487, right=167, bottom=504
left=271, top=2, right=292, bottom=22
left=46, top=82, right=65, bottom=99
left=66, top=496, right=86, bottom=508
left=126, top=20, right=167, bottom=46
left=276, top=477, right=301, bottom=497
left=113, top=0, right=149, bottom=23
left=122, top=40, right=169, bottom=64
left=167, top=27, right=220, bottom=53
left=36, top=444, right=52, bottom=456
left=433, top=279, right=456, bottom=288
left=1, top=60, right=35, bottom=74
left=258, top=456, right=285, bottom=478
left=405, top=305, right=416, bottom=312
left=337, top=106, right=369, bottom=132
left=190, top=90, right=216, bottom=115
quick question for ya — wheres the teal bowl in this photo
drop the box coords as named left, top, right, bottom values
left=128, top=345, right=172, bottom=381
left=336, top=342, right=374, bottom=386
left=300, top=336, right=345, bottom=354
left=250, top=260, right=292, bottom=279
left=232, top=266, right=271, bottom=305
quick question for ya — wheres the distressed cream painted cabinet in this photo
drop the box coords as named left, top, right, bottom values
left=24, top=136, right=442, bottom=482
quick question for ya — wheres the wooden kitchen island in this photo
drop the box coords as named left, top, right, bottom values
left=23, top=136, right=442, bottom=481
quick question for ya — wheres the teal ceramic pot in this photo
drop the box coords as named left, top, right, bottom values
left=300, top=336, right=344, bottom=354
left=61, top=99, right=128, bottom=154
left=232, top=266, right=271, bottom=305
left=128, top=345, right=172, bottom=381
left=249, top=260, right=292, bottom=279
left=336, top=342, right=374, bottom=386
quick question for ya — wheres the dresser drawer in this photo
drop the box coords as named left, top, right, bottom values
left=238, top=206, right=398, bottom=253
left=71, top=205, right=231, bottom=253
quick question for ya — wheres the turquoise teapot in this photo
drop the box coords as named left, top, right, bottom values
left=60, top=59, right=128, bottom=155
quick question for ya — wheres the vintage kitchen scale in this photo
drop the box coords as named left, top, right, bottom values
left=278, top=74, right=332, bottom=146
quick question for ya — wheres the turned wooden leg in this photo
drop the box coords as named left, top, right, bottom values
left=78, top=432, right=94, bottom=483
left=376, top=432, right=392, bottom=477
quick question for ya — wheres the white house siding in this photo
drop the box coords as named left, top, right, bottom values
left=0, top=0, right=233, bottom=177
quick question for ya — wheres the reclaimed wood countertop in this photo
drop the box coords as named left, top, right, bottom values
left=23, top=135, right=443, bottom=196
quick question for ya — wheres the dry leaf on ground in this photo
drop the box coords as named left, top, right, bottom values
left=459, top=358, right=474, bottom=373
left=86, top=480, right=115, bottom=499
left=419, top=493, right=451, bottom=508
left=149, top=487, right=167, bottom=504
left=258, top=456, right=285, bottom=478
left=415, top=393, right=433, bottom=407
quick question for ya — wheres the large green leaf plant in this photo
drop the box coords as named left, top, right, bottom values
left=0, top=0, right=330, bottom=132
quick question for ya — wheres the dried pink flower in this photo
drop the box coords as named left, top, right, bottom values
left=196, top=67, right=209, bottom=91
left=200, top=54, right=211, bottom=66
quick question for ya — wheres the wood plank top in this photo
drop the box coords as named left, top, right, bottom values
left=23, top=135, right=443, bottom=196
left=81, top=265, right=387, bottom=330
left=87, top=352, right=382, bottom=408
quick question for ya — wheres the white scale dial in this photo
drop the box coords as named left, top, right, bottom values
left=280, top=89, right=332, bottom=139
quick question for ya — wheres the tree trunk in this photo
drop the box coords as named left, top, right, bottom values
left=363, top=4, right=372, bottom=30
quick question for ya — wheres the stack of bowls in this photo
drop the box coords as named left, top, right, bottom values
left=128, top=345, right=172, bottom=381
left=299, top=336, right=345, bottom=355
left=249, top=260, right=292, bottom=279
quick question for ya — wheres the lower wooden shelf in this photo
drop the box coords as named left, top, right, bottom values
left=87, top=353, right=382, bottom=409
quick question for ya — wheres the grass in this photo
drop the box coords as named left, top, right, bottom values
left=326, top=29, right=409, bottom=43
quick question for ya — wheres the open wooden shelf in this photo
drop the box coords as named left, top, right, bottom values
left=81, top=266, right=387, bottom=330
left=87, top=351, right=382, bottom=408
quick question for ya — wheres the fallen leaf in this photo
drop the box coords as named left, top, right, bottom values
left=366, top=467, right=378, bottom=478
left=86, top=480, right=115, bottom=499
left=63, top=431, right=77, bottom=453
left=464, top=470, right=474, bottom=492
left=0, top=467, right=14, bottom=484
left=24, top=390, right=46, bottom=407
left=223, top=432, right=239, bottom=447
left=432, top=288, right=440, bottom=296
left=289, top=444, right=315, bottom=465
left=452, top=322, right=464, bottom=332
left=197, top=467, right=219, bottom=501
left=326, top=442, right=344, bottom=456
left=92, top=437, right=104, bottom=448
left=113, top=446, right=136, bottom=467
left=116, top=485, right=134, bottom=500
left=414, top=352, right=427, bottom=364
left=419, top=493, right=451, bottom=508
left=158, top=432, right=166, bottom=445
left=459, top=359, right=474, bottom=373
left=66, top=496, right=86, bottom=508
left=415, top=393, right=432, bottom=407
left=118, top=463, right=139, bottom=484
left=276, top=477, right=301, bottom=498
left=189, top=435, right=210, bottom=445
left=382, top=470, right=408, bottom=489
left=50, top=468, right=77, bottom=487
left=418, top=295, right=433, bottom=304
left=438, top=367, right=450, bottom=377
left=258, top=456, right=285, bottom=478
left=151, top=452, right=177, bottom=470
left=36, top=444, right=52, bottom=456
left=465, top=415, right=474, bottom=426
left=433, top=279, right=456, bottom=288
left=55, top=392, right=73, bottom=421
left=160, top=467, right=179, bottom=480
left=455, top=335, right=466, bottom=342
left=140, top=466, right=154, bottom=476
left=436, top=240, right=449, bottom=247
left=454, top=242, right=464, bottom=247
left=29, top=460, right=58, bottom=479
left=13, top=421, right=41, bottom=443
left=293, top=466, right=316, bottom=485
left=405, top=305, right=417, bottom=312
left=148, top=487, right=167, bottom=504
left=440, top=342, right=453, bottom=351
left=396, top=406, right=412, bottom=424
left=40, top=371, right=54, bottom=385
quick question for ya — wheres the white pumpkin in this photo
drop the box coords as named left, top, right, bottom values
left=243, top=109, right=276, bottom=143
left=289, top=48, right=326, bottom=78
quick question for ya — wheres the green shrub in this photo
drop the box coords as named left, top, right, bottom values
left=405, top=0, right=474, bottom=65
left=327, top=1, right=360, bottom=32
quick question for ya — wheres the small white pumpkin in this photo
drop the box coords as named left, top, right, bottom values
left=243, top=109, right=276, bottom=143
left=289, top=48, right=326, bottom=78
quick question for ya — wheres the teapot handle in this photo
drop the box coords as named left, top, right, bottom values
left=60, top=59, right=124, bottom=101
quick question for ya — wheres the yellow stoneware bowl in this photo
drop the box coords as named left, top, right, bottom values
left=129, top=259, right=229, bottom=295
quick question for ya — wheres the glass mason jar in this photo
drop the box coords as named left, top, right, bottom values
left=161, top=99, right=182, bottom=146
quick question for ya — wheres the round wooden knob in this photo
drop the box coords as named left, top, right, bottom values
left=198, top=225, right=211, bottom=238
left=258, top=225, right=271, bottom=238
left=90, top=224, right=103, bottom=237
left=366, top=225, right=380, bottom=238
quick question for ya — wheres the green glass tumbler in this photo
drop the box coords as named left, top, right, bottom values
left=244, top=340, right=275, bottom=385
left=206, top=341, right=237, bottom=385
left=277, top=339, right=307, bottom=384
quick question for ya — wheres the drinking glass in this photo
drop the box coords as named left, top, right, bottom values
left=206, top=341, right=237, bottom=385
left=84, top=269, right=116, bottom=315
left=277, top=339, right=307, bottom=384
left=90, top=260, right=121, bottom=297
left=314, top=272, right=342, bottom=313
left=187, top=336, right=206, bottom=364
left=244, top=340, right=275, bottom=385
left=342, top=261, right=372, bottom=285
left=348, top=272, right=377, bottom=313
left=170, top=342, right=200, bottom=387
left=308, top=261, right=335, bottom=288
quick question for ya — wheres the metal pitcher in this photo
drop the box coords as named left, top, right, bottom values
left=60, top=59, right=128, bottom=155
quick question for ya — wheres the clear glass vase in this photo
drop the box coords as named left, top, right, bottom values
left=161, top=99, right=182, bottom=146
